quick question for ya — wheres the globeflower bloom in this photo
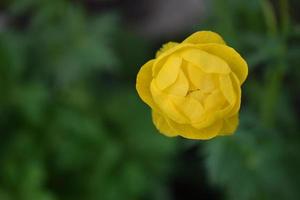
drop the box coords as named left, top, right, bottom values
left=136, top=31, right=248, bottom=139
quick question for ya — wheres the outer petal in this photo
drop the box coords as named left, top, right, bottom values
left=136, top=60, right=156, bottom=108
left=153, top=43, right=193, bottom=76
left=191, top=112, right=218, bottom=129
left=219, top=114, right=239, bottom=135
left=155, top=56, right=182, bottom=89
left=169, top=120, right=223, bottom=140
left=156, top=42, right=179, bottom=58
left=183, top=31, right=226, bottom=45
left=181, top=49, right=231, bottom=74
left=199, top=44, right=248, bottom=84
left=152, top=111, right=178, bottom=137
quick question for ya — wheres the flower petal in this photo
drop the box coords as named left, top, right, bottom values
left=150, top=81, right=188, bottom=124
left=204, top=90, right=226, bottom=111
left=220, top=114, right=239, bottom=135
left=181, top=49, right=230, bottom=74
left=155, top=56, right=182, bottom=90
left=152, top=111, right=178, bottom=137
left=164, top=69, right=189, bottom=96
left=226, top=73, right=241, bottom=116
left=168, top=120, right=223, bottom=140
left=183, top=31, right=226, bottom=45
left=218, top=73, right=241, bottom=117
left=153, top=44, right=193, bottom=76
left=156, top=42, right=179, bottom=58
left=172, top=94, right=204, bottom=123
left=136, top=60, right=156, bottom=108
left=186, top=63, right=217, bottom=92
left=219, top=74, right=236, bottom=104
left=199, top=44, right=248, bottom=84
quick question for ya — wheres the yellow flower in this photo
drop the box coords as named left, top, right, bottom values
left=136, top=31, right=248, bottom=139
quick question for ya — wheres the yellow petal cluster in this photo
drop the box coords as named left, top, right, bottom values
left=136, top=31, right=248, bottom=139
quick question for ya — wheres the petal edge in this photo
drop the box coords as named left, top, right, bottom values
left=183, top=31, right=226, bottom=45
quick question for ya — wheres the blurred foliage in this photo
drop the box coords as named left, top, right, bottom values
left=203, top=0, right=300, bottom=199
left=1, top=0, right=300, bottom=200
left=0, top=1, right=176, bottom=200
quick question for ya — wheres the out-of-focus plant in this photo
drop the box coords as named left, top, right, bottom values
left=0, top=1, right=176, bottom=200
left=202, top=0, right=300, bottom=199
left=1, top=0, right=300, bottom=199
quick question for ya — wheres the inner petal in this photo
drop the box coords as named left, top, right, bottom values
left=173, top=94, right=204, bottom=123
left=186, top=63, right=217, bottom=93
left=150, top=81, right=188, bottom=124
left=219, top=74, right=236, bottom=105
left=219, top=73, right=241, bottom=117
left=204, top=89, right=227, bottom=111
left=189, top=90, right=206, bottom=102
left=164, top=69, right=189, bottom=96
left=155, top=55, right=182, bottom=90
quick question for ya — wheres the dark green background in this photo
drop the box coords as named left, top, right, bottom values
left=0, top=0, right=299, bottom=199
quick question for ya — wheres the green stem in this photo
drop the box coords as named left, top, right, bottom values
left=261, top=0, right=278, bottom=37
left=279, top=0, right=290, bottom=37
left=260, top=0, right=289, bottom=127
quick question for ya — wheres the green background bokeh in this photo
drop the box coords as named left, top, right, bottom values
left=0, top=0, right=300, bottom=199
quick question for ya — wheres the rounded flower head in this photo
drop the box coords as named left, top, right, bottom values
left=136, top=31, right=248, bottom=140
